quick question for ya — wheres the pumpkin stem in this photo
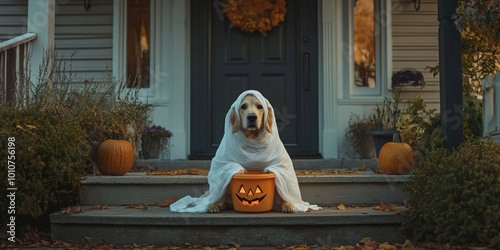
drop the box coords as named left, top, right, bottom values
left=392, top=132, right=401, bottom=143
left=113, top=132, right=120, bottom=140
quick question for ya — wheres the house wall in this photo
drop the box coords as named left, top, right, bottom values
left=0, top=1, right=28, bottom=42
left=392, top=0, right=439, bottom=103
left=2, top=0, right=441, bottom=160
left=335, top=0, right=439, bottom=159
left=0, top=0, right=113, bottom=82
left=55, top=0, right=114, bottom=81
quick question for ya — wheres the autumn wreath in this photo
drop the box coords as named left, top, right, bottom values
left=223, top=0, right=287, bottom=35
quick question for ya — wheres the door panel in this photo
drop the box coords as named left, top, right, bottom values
left=191, top=0, right=319, bottom=159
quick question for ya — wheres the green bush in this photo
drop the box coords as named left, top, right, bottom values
left=0, top=105, right=89, bottom=219
left=403, top=139, right=500, bottom=248
left=344, top=113, right=376, bottom=159
left=0, top=51, right=151, bottom=231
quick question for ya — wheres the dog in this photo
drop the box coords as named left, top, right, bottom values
left=169, top=90, right=319, bottom=213
left=206, top=93, right=297, bottom=213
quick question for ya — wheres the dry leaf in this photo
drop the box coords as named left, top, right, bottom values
left=378, top=242, right=397, bottom=250
left=126, top=204, right=148, bottom=210
left=74, top=206, right=83, bottom=214
left=60, top=206, right=71, bottom=214
left=336, top=203, right=346, bottom=210
left=151, top=196, right=177, bottom=207
left=229, top=242, right=241, bottom=249
left=92, top=204, right=108, bottom=210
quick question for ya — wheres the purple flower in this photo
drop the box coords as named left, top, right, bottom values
left=143, top=124, right=173, bottom=146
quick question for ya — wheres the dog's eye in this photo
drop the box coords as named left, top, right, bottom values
left=257, top=104, right=263, bottom=109
left=255, top=186, right=262, bottom=194
left=241, top=104, right=248, bottom=110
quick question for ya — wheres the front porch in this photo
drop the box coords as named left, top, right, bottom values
left=51, top=160, right=409, bottom=247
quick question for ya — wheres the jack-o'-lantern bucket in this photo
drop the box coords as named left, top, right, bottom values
left=230, top=171, right=275, bottom=213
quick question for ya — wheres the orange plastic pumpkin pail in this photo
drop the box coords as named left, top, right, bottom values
left=230, top=171, right=275, bottom=212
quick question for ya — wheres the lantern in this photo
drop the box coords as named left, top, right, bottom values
left=230, top=171, right=275, bottom=212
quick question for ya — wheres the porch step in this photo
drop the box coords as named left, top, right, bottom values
left=79, top=172, right=409, bottom=206
left=135, top=158, right=379, bottom=170
left=50, top=205, right=406, bottom=247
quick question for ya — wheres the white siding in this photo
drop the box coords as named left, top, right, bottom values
left=55, top=0, right=113, bottom=81
left=392, top=0, right=440, bottom=105
left=0, top=1, right=28, bottom=41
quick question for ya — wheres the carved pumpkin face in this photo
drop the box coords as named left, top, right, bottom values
left=234, top=184, right=267, bottom=206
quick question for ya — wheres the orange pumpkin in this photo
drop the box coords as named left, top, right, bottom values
left=378, top=133, right=414, bottom=174
left=96, top=137, right=134, bottom=175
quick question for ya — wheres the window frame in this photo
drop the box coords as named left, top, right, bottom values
left=342, top=0, right=392, bottom=98
left=113, top=0, right=158, bottom=99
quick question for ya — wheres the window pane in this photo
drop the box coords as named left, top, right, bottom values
left=127, top=0, right=150, bottom=88
left=353, top=0, right=376, bottom=88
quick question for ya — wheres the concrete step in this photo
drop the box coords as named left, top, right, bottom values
left=134, top=159, right=379, bottom=170
left=50, top=205, right=406, bottom=247
left=79, top=172, right=409, bottom=206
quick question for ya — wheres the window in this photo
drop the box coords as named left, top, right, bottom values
left=344, top=0, right=390, bottom=97
left=126, top=0, right=150, bottom=88
left=354, top=0, right=375, bottom=88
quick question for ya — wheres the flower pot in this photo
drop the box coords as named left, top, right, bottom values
left=142, top=140, right=161, bottom=159
left=367, top=129, right=399, bottom=158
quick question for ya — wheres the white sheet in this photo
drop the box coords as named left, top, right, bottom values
left=170, top=90, right=321, bottom=212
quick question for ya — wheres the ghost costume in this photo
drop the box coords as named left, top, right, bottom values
left=170, top=90, right=321, bottom=212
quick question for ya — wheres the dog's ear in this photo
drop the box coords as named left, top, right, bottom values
left=265, top=106, right=273, bottom=133
left=230, top=108, right=241, bottom=133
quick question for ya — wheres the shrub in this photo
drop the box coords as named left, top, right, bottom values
left=344, top=113, right=376, bottom=159
left=403, top=139, right=500, bottom=248
left=0, top=51, right=151, bottom=231
left=0, top=105, right=89, bottom=217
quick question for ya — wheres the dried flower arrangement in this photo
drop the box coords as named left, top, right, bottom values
left=223, top=0, right=287, bottom=35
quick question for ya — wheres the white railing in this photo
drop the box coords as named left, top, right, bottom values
left=0, top=33, right=37, bottom=106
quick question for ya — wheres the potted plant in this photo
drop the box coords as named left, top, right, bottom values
left=141, top=124, right=173, bottom=159
left=344, top=113, right=377, bottom=159
left=367, top=69, right=425, bottom=157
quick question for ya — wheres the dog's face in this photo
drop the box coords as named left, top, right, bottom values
left=230, top=94, right=273, bottom=138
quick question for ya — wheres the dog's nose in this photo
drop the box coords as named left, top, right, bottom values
left=247, top=113, right=257, bottom=122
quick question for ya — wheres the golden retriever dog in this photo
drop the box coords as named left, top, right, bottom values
left=206, top=94, right=297, bottom=213
left=169, top=90, right=319, bottom=213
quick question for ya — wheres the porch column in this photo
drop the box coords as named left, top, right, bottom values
left=27, top=0, right=55, bottom=85
left=321, top=0, right=340, bottom=158
left=438, top=0, right=463, bottom=149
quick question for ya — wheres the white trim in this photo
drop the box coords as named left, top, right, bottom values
left=113, top=0, right=156, bottom=100
left=320, top=0, right=341, bottom=159
left=28, top=0, right=55, bottom=86
left=342, top=0, right=392, bottom=98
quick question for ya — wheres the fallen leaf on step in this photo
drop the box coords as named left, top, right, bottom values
left=92, top=204, right=108, bottom=210
left=60, top=206, right=71, bottom=214
left=73, top=206, right=83, bottom=214
left=373, top=202, right=395, bottom=212
left=150, top=196, right=177, bottom=207
left=336, top=203, right=346, bottom=210
left=126, top=204, right=148, bottom=210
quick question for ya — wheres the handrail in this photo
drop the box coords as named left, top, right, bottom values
left=0, top=33, right=37, bottom=53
